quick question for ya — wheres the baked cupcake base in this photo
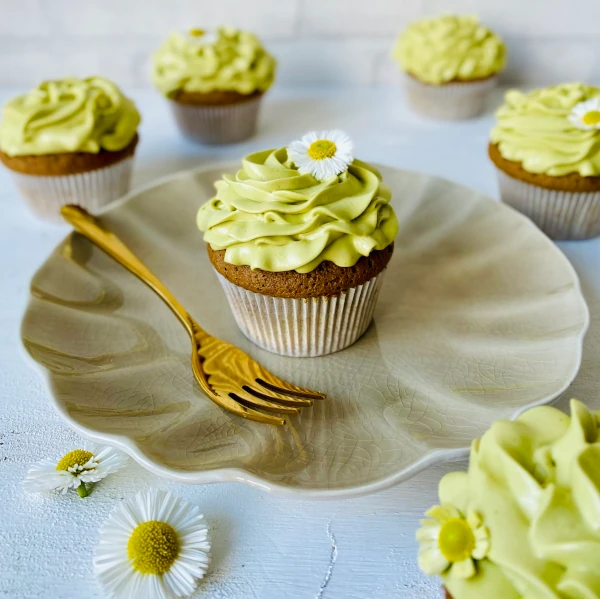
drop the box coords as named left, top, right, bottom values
left=403, top=74, right=497, bottom=120
left=168, top=91, right=263, bottom=145
left=0, top=135, right=138, bottom=221
left=209, top=245, right=393, bottom=357
left=9, top=159, right=134, bottom=222
left=216, top=271, right=384, bottom=357
left=489, top=143, right=600, bottom=240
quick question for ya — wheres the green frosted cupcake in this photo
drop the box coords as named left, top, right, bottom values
left=152, top=27, right=276, bottom=144
left=489, top=82, right=600, bottom=240
left=197, top=130, right=398, bottom=357
left=0, top=77, right=140, bottom=220
left=392, top=15, right=506, bottom=120
left=417, top=399, right=600, bottom=598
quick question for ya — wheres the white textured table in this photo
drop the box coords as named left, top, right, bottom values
left=1, top=87, right=599, bottom=599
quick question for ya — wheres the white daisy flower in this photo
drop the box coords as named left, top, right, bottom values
left=568, top=98, right=600, bottom=130
left=24, top=442, right=128, bottom=498
left=287, top=129, right=354, bottom=181
left=416, top=504, right=490, bottom=580
left=94, top=489, right=210, bottom=599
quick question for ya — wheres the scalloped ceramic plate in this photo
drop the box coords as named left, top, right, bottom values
left=21, top=165, right=589, bottom=499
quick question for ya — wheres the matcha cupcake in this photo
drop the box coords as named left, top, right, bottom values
left=417, top=399, right=600, bottom=599
left=490, top=83, right=600, bottom=240
left=197, top=130, right=398, bottom=357
left=393, top=15, right=506, bottom=120
left=152, top=27, right=276, bottom=144
left=0, top=77, right=140, bottom=221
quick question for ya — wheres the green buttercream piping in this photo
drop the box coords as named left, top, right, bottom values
left=490, top=82, right=600, bottom=177
left=392, top=15, right=505, bottom=84
left=438, top=399, right=600, bottom=599
left=197, top=148, right=398, bottom=273
left=152, top=27, right=276, bottom=97
left=0, top=77, right=140, bottom=157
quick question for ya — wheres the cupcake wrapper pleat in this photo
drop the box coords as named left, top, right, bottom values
left=168, top=97, right=262, bottom=144
left=216, top=271, right=386, bottom=357
left=9, top=158, right=134, bottom=222
left=495, top=168, right=600, bottom=240
left=402, top=75, right=497, bottom=120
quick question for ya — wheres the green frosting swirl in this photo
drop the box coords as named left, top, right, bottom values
left=197, top=148, right=398, bottom=273
left=0, top=77, right=140, bottom=157
left=152, top=27, right=276, bottom=97
left=393, top=15, right=506, bottom=84
left=490, top=83, right=600, bottom=176
left=439, top=399, right=600, bottom=599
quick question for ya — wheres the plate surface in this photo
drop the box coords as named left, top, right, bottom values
left=21, top=165, right=589, bottom=499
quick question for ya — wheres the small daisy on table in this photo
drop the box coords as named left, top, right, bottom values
left=24, top=442, right=128, bottom=498
left=94, top=489, right=211, bottom=599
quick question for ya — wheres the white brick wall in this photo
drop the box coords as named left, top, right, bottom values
left=1, top=0, right=600, bottom=86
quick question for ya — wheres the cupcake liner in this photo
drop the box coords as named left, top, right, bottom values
left=495, top=168, right=600, bottom=240
left=216, top=270, right=386, bottom=357
left=168, top=96, right=262, bottom=144
left=9, top=158, right=134, bottom=222
left=402, top=74, right=498, bottom=120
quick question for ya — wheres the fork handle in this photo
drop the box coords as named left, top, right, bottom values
left=61, top=205, right=200, bottom=339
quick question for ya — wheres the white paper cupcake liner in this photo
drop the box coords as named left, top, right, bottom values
left=9, top=158, right=134, bottom=222
left=168, top=96, right=263, bottom=145
left=403, top=74, right=498, bottom=120
left=495, top=168, right=600, bottom=240
left=216, top=271, right=386, bottom=357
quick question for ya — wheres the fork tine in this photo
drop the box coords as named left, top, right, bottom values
left=255, top=376, right=326, bottom=400
left=241, top=385, right=314, bottom=408
left=217, top=394, right=287, bottom=425
left=230, top=391, right=301, bottom=415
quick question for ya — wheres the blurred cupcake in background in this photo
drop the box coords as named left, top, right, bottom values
left=0, top=77, right=140, bottom=221
left=417, top=398, right=600, bottom=598
left=490, top=82, right=600, bottom=240
left=393, top=15, right=506, bottom=120
left=152, top=27, right=276, bottom=145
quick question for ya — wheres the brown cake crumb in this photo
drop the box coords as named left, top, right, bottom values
left=208, top=243, right=394, bottom=298
left=172, top=90, right=263, bottom=106
left=488, top=142, right=600, bottom=192
left=0, top=134, right=139, bottom=176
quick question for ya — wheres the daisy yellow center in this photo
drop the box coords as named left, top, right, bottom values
left=127, top=520, right=180, bottom=575
left=189, top=28, right=205, bottom=37
left=308, top=139, right=337, bottom=160
left=438, top=518, right=475, bottom=563
left=583, top=111, right=600, bottom=125
left=56, top=449, right=93, bottom=471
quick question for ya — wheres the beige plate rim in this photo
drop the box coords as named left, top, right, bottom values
left=20, top=163, right=590, bottom=500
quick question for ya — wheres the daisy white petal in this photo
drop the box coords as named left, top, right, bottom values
left=416, top=523, right=441, bottom=543
left=450, top=557, right=476, bottom=579
left=472, top=525, right=491, bottom=559
left=95, top=489, right=211, bottom=599
left=466, top=510, right=482, bottom=529
left=418, top=546, right=450, bottom=576
left=23, top=459, right=65, bottom=492
left=425, top=504, right=461, bottom=522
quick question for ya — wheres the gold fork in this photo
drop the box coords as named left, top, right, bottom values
left=61, top=205, right=325, bottom=426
